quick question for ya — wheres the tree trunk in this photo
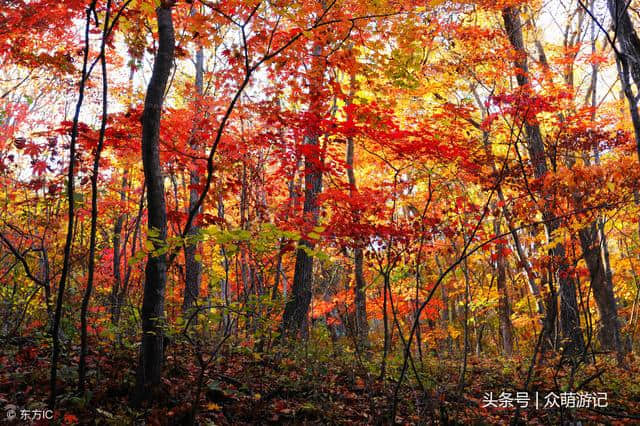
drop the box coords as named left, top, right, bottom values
left=183, top=47, right=204, bottom=314
left=112, top=64, right=136, bottom=322
left=472, top=86, right=547, bottom=322
left=578, top=223, right=623, bottom=354
left=79, top=0, right=111, bottom=393
left=111, top=173, right=126, bottom=323
left=135, top=4, right=174, bottom=403
left=607, top=0, right=640, bottom=91
left=50, top=1, right=95, bottom=408
left=346, top=73, right=368, bottom=349
left=280, top=42, right=326, bottom=338
left=502, top=6, right=585, bottom=356
left=607, top=0, right=640, bottom=241
left=494, top=217, right=514, bottom=356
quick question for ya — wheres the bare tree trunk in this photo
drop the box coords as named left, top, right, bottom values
left=40, top=247, right=52, bottom=320
left=502, top=6, right=585, bottom=356
left=281, top=42, right=326, bottom=338
left=134, top=3, right=174, bottom=403
left=345, top=73, right=368, bottom=349
left=607, top=0, right=640, bottom=91
left=578, top=224, right=623, bottom=354
left=111, top=173, right=126, bottom=323
left=50, top=1, right=96, bottom=408
left=436, top=255, right=453, bottom=354
left=472, top=86, right=547, bottom=322
left=494, top=217, right=514, bottom=356
left=79, top=0, right=112, bottom=393
left=607, top=0, right=640, bottom=229
left=353, top=248, right=368, bottom=346
left=115, top=185, right=145, bottom=326
left=183, top=47, right=204, bottom=313
left=112, top=63, right=136, bottom=322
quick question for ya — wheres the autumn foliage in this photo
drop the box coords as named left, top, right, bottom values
left=1, top=0, right=640, bottom=424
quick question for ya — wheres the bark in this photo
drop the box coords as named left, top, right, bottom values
left=50, top=1, right=95, bottom=408
left=281, top=172, right=321, bottom=337
left=353, top=248, right=368, bottom=347
left=566, top=2, right=624, bottom=360
left=502, top=6, right=585, bottom=355
left=217, top=193, right=230, bottom=328
left=182, top=47, right=204, bottom=313
left=280, top=42, right=326, bottom=338
left=608, top=2, right=640, bottom=283
left=115, top=185, right=145, bottom=326
left=567, top=1, right=627, bottom=359
left=578, top=223, right=623, bottom=354
left=134, top=4, right=174, bottom=403
left=346, top=73, right=368, bottom=349
left=607, top=0, right=640, bottom=226
left=112, top=64, right=135, bottom=321
left=587, top=8, right=621, bottom=354
left=40, top=247, right=52, bottom=319
left=499, top=187, right=545, bottom=317
left=272, top=156, right=301, bottom=301
left=494, top=217, right=514, bottom=356
left=79, top=0, right=111, bottom=393
left=436, top=255, right=453, bottom=353
left=111, top=173, right=127, bottom=323
left=607, top=0, right=640, bottom=90
left=474, top=91, right=547, bottom=320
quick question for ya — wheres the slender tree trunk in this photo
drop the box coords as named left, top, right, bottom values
left=217, top=193, right=230, bottom=328
left=578, top=224, right=623, bottom=354
left=502, top=6, right=585, bottom=356
left=79, top=0, right=112, bottom=393
left=379, top=271, right=390, bottom=380
left=607, top=0, right=640, bottom=250
left=113, top=63, right=136, bottom=321
left=472, top=87, right=547, bottom=321
left=40, top=248, right=52, bottom=320
left=134, top=4, right=174, bottom=403
left=607, top=0, right=640, bottom=91
left=458, top=248, right=471, bottom=394
left=436, top=255, right=453, bottom=354
left=353, top=249, right=368, bottom=347
left=281, top=42, right=326, bottom=338
left=111, top=173, right=127, bottom=323
left=49, top=1, right=96, bottom=408
left=272, top=156, right=301, bottom=301
left=116, top=185, right=145, bottom=326
left=555, top=0, right=627, bottom=361
left=345, top=72, right=368, bottom=349
left=606, top=0, right=640, bottom=355
left=494, top=217, right=514, bottom=356
left=183, top=47, right=204, bottom=313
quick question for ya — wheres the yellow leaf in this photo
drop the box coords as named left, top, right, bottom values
left=447, top=325, right=461, bottom=339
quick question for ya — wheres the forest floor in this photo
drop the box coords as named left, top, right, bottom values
left=1, top=335, right=640, bottom=425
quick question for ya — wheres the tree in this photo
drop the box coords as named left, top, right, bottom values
left=345, top=73, right=369, bottom=350
left=50, top=1, right=97, bottom=408
left=605, top=0, right=640, bottom=159
left=134, top=1, right=175, bottom=402
left=182, top=45, right=204, bottom=314
left=502, top=5, right=585, bottom=356
left=280, top=40, right=327, bottom=338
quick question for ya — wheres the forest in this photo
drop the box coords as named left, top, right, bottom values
left=1, top=0, right=640, bottom=424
